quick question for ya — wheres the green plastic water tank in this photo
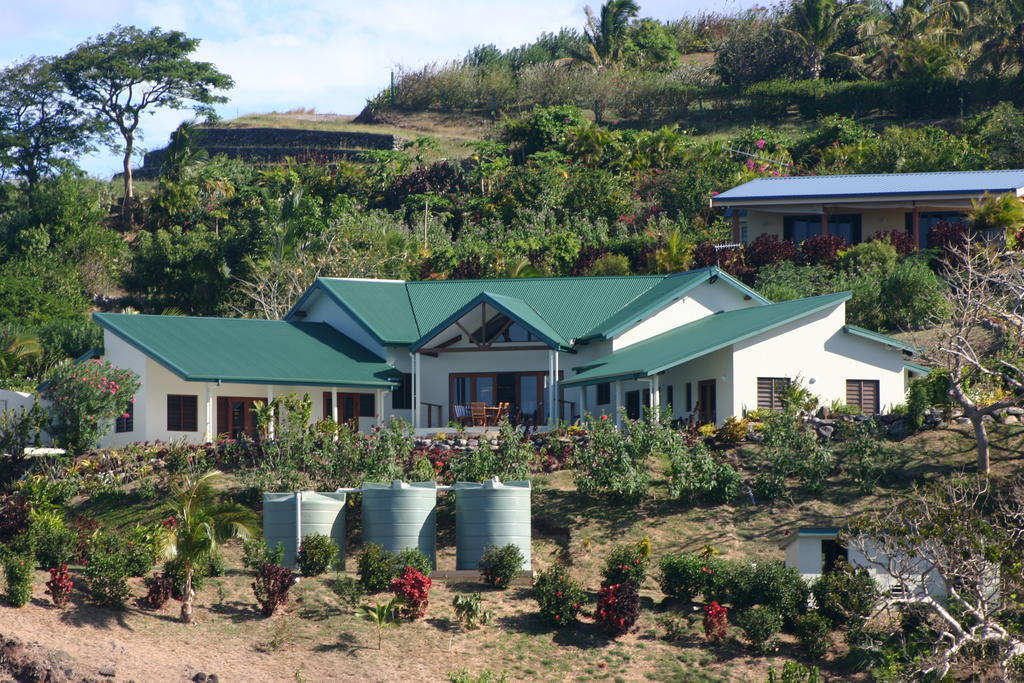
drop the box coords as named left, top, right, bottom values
left=361, top=481, right=437, bottom=568
left=262, top=491, right=347, bottom=567
left=455, top=478, right=531, bottom=571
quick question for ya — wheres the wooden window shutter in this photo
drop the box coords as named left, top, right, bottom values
left=846, top=380, right=879, bottom=414
left=322, top=391, right=333, bottom=420
left=757, top=377, right=789, bottom=410
left=217, top=397, right=228, bottom=436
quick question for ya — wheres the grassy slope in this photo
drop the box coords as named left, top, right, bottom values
left=52, top=423, right=1023, bottom=682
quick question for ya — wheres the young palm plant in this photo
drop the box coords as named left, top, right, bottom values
left=164, top=470, right=258, bottom=623
left=361, top=597, right=402, bottom=650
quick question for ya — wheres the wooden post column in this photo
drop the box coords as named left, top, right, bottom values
left=731, top=210, right=741, bottom=243
left=912, top=206, right=921, bottom=250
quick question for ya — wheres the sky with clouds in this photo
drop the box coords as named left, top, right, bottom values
left=1, top=0, right=756, bottom=177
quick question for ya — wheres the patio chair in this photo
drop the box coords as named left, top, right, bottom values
left=470, top=402, right=488, bottom=426
left=491, top=402, right=510, bottom=425
left=453, top=404, right=471, bottom=425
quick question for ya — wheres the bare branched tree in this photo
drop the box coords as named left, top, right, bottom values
left=850, top=476, right=1024, bottom=679
left=928, top=239, right=1024, bottom=472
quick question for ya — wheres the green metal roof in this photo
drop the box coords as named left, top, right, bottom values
left=582, top=267, right=770, bottom=340
left=290, top=268, right=767, bottom=348
left=561, top=291, right=852, bottom=387
left=904, top=361, right=931, bottom=375
left=844, top=324, right=919, bottom=354
left=94, top=313, right=398, bottom=388
left=410, top=291, right=572, bottom=352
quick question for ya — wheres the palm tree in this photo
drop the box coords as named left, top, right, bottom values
left=0, top=330, right=42, bottom=377
left=857, top=0, right=968, bottom=79
left=569, top=0, right=641, bottom=69
left=163, top=470, right=257, bottom=623
left=783, top=0, right=852, bottom=80
left=967, top=0, right=1024, bottom=76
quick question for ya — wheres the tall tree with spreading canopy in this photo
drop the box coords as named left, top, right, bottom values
left=0, top=57, right=101, bottom=196
left=929, top=239, right=1024, bottom=473
left=54, top=26, right=233, bottom=207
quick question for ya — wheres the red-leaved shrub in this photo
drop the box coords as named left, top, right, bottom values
left=745, top=234, right=799, bottom=270
left=870, top=229, right=916, bottom=256
left=800, top=234, right=847, bottom=265
left=252, top=563, right=295, bottom=617
left=142, top=572, right=173, bottom=609
left=391, top=566, right=432, bottom=620
left=595, top=582, right=641, bottom=638
left=46, top=565, right=74, bottom=607
left=703, top=601, right=729, bottom=641
left=693, top=242, right=753, bottom=282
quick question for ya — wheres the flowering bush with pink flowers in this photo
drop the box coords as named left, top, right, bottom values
left=41, top=359, right=140, bottom=454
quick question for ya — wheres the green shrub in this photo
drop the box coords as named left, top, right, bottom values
left=766, top=661, right=822, bottom=682
left=452, top=593, right=492, bottom=630
left=736, top=606, right=783, bottom=655
left=841, top=423, right=905, bottom=493
left=534, top=562, right=586, bottom=627
left=331, top=576, right=366, bottom=608
left=810, top=564, right=878, bottom=628
left=877, top=257, right=947, bottom=330
left=730, top=561, right=809, bottom=626
left=296, top=533, right=339, bottom=577
left=358, top=543, right=396, bottom=593
left=658, top=553, right=713, bottom=603
left=84, top=546, right=132, bottom=606
left=572, top=414, right=650, bottom=502
left=666, top=440, right=741, bottom=505
left=29, top=512, right=76, bottom=569
left=795, top=611, right=832, bottom=660
left=479, top=544, right=524, bottom=589
left=88, top=530, right=159, bottom=579
left=242, top=537, right=285, bottom=571
left=3, top=552, right=34, bottom=606
left=393, top=547, right=432, bottom=575
left=601, top=539, right=650, bottom=588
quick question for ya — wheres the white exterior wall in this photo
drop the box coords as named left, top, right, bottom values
left=731, top=302, right=906, bottom=416
left=0, top=390, right=39, bottom=414
left=655, top=347, right=734, bottom=424
left=301, top=289, right=387, bottom=359
left=612, top=281, right=761, bottom=351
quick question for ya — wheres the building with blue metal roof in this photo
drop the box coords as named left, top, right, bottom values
left=712, top=169, right=1024, bottom=247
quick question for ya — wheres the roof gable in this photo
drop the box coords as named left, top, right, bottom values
left=94, top=313, right=398, bottom=388
left=410, top=291, right=571, bottom=351
left=296, top=269, right=770, bottom=348
left=583, top=267, right=770, bottom=340
left=712, top=169, right=1024, bottom=204
left=562, top=291, right=852, bottom=387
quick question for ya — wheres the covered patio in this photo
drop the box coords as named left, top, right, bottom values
left=407, top=292, right=578, bottom=429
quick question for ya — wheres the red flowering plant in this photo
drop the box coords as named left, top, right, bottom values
left=391, top=566, right=432, bottom=620
left=40, top=359, right=140, bottom=454
left=703, top=601, right=729, bottom=642
left=46, top=564, right=74, bottom=607
left=534, top=561, right=586, bottom=627
left=595, top=582, right=641, bottom=638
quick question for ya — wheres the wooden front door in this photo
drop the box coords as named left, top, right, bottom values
left=697, top=380, right=716, bottom=425
left=217, top=397, right=263, bottom=440
left=336, top=392, right=362, bottom=426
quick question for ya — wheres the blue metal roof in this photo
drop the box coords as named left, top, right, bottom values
left=712, top=169, right=1024, bottom=203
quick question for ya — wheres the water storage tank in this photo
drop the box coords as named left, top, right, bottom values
left=455, top=478, right=531, bottom=571
left=361, top=481, right=437, bottom=568
left=262, top=491, right=347, bottom=567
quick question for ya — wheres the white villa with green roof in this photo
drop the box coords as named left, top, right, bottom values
left=92, top=266, right=923, bottom=447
